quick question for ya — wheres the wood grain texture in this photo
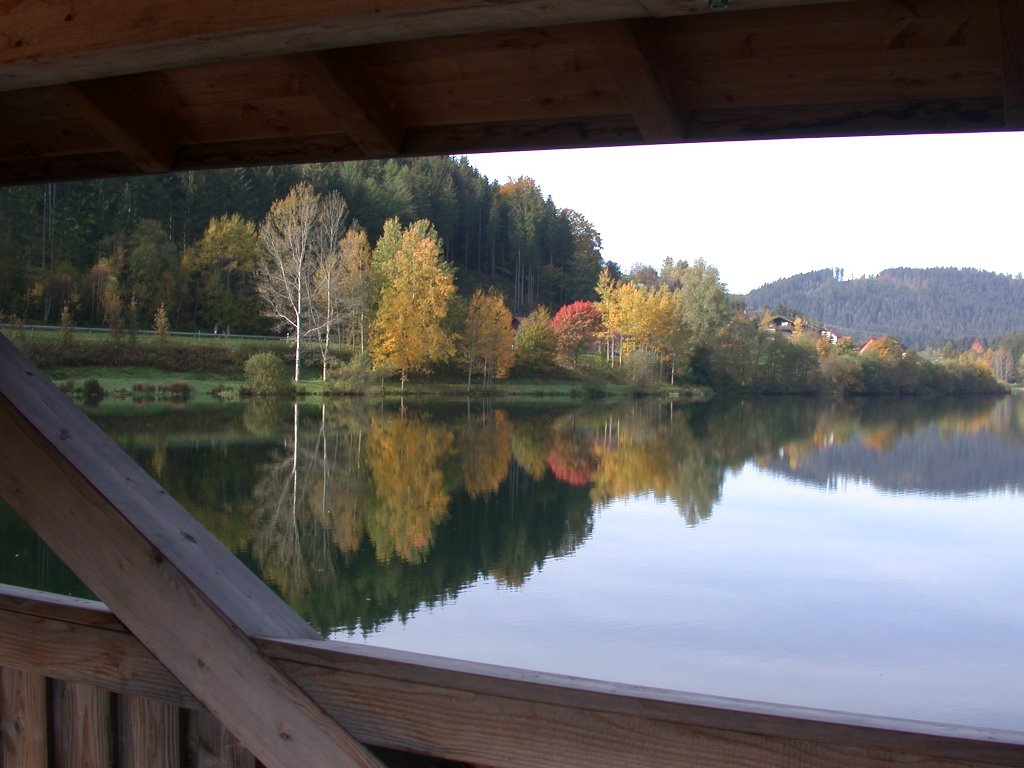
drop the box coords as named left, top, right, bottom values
left=184, top=710, right=257, bottom=768
left=685, top=97, right=1005, bottom=140
left=0, top=0, right=735, bottom=91
left=0, top=336, right=383, bottom=768
left=3, top=586, right=1024, bottom=768
left=262, top=636, right=1024, bottom=768
left=52, top=680, right=112, bottom=768
left=587, top=20, right=688, bottom=141
left=0, top=609, right=196, bottom=709
left=118, top=695, right=180, bottom=768
left=0, top=0, right=1013, bottom=181
left=283, top=50, right=405, bottom=157
left=0, top=668, right=48, bottom=768
left=54, top=79, right=179, bottom=173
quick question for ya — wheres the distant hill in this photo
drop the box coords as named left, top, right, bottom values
left=745, top=268, right=1024, bottom=348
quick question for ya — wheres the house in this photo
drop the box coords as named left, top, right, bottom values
left=766, top=315, right=839, bottom=345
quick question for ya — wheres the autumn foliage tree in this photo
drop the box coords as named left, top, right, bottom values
left=551, top=300, right=603, bottom=367
left=370, top=220, right=457, bottom=389
left=462, top=289, right=514, bottom=391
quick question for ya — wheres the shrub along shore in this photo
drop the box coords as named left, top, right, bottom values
left=7, top=323, right=1009, bottom=407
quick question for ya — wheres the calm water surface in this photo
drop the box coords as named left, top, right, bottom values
left=2, top=395, right=1022, bottom=730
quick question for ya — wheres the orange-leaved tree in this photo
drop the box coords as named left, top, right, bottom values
left=551, top=300, right=603, bottom=368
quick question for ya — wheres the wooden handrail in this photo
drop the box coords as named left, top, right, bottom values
left=4, top=584, right=1024, bottom=768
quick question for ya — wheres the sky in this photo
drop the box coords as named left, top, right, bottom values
left=464, top=131, right=1024, bottom=296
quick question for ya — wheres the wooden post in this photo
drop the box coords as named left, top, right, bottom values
left=118, top=695, right=180, bottom=768
left=0, top=334, right=384, bottom=768
left=1, top=667, right=48, bottom=768
left=52, top=680, right=113, bottom=768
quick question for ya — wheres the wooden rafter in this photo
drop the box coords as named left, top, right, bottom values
left=283, top=51, right=404, bottom=158
left=588, top=19, right=688, bottom=142
left=0, top=336, right=384, bottom=768
left=54, top=79, right=178, bottom=173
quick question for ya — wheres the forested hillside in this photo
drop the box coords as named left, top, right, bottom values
left=745, top=268, right=1024, bottom=348
left=0, top=157, right=603, bottom=333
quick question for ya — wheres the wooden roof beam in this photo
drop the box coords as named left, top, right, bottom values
left=0, top=0, right=703, bottom=94
left=1000, top=0, right=1024, bottom=129
left=588, top=20, right=688, bottom=143
left=54, top=79, right=178, bottom=174
left=0, top=0, right=857, bottom=94
left=283, top=51, right=404, bottom=158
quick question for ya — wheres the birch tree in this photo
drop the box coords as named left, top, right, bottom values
left=307, top=192, right=350, bottom=380
left=256, top=183, right=348, bottom=382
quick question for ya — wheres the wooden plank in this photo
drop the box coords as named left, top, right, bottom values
left=185, top=710, right=256, bottom=768
left=0, top=0, right=743, bottom=93
left=999, top=0, right=1024, bottom=126
left=0, top=668, right=48, bottom=768
left=0, top=585, right=122, bottom=631
left=118, top=695, right=180, bottom=768
left=403, top=115, right=643, bottom=155
left=685, top=97, right=1005, bottom=140
left=283, top=50, right=405, bottom=157
left=680, top=44, right=1002, bottom=110
left=587, top=20, right=688, bottom=142
left=4, top=586, right=1024, bottom=768
left=53, top=79, right=179, bottom=173
left=668, top=12, right=1001, bottom=64
left=0, top=337, right=384, bottom=768
left=52, top=680, right=112, bottom=768
left=263, top=636, right=1024, bottom=768
left=0, top=608, right=197, bottom=708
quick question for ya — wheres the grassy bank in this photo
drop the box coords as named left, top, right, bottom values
left=14, top=331, right=708, bottom=405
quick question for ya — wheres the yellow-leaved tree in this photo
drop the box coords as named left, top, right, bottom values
left=462, top=289, right=514, bottom=392
left=369, top=219, right=456, bottom=389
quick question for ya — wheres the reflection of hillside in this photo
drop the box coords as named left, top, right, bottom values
left=755, top=397, right=1023, bottom=496
left=766, top=411, right=1024, bottom=496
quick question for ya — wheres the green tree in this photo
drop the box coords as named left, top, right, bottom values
left=125, top=219, right=181, bottom=326
left=183, top=213, right=262, bottom=333
left=513, top=307, right=558, bottom=372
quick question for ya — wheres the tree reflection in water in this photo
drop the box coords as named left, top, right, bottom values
left=2, top=395, right=1020, bottom=634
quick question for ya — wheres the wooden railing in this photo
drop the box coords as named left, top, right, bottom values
left=3, top=583, right=1024, bottom=768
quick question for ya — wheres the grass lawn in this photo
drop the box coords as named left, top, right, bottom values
left=12, top=327, right=712, bottom=404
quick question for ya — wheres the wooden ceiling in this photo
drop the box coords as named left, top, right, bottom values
left=0, top=0, right=1020, bottom=185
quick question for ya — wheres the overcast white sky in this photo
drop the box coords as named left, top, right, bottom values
left=465, top=131, right=1024, bottom=296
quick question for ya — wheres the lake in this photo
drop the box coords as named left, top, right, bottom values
left=2, top=394, right=1023, bottom=731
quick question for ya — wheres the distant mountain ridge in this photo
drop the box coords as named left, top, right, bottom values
left=745, top=267, right=1024, bottom=348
